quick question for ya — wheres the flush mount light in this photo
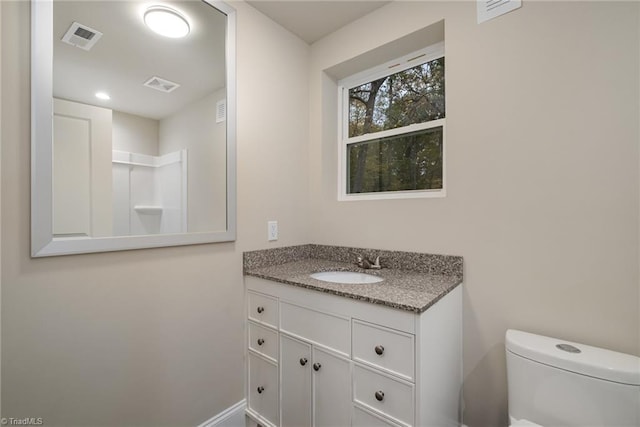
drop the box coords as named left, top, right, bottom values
left=95, top=92, right=110, bottom=100
left=144, top=6, right=190, bottom=38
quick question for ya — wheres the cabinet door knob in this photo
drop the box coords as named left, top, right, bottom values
left=299, top=358, right=308, bottom=366
left=256, top=306, right=264, bottom=314
left=313, top=362, right=321, bottom=371
left=375, top=390, right=385, bottom=401
left=257, top=338, right=265, bottom=346
left=375, top=345, right=385, bottom=355
left=257, top=386, right=265, bottom=394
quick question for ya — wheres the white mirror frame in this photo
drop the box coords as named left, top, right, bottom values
left=31, top=0, right=237, bottom=257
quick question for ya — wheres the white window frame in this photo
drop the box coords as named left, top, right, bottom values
left=337, top=42, right=446, bottom=201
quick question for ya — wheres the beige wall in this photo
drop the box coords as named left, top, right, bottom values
left=308, top=2, right=639, bottom=426
left=1, top=2, right=309, bottom=426
left=112, top=111, right=160, bottom=156
left=160, top=89, right=227, bottom=233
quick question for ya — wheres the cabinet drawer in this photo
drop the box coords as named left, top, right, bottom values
left=248, top=291, right=278, bottom=329
left=353, top=364, right=414, bottom=427
left=353, top=405, right=404, bottom=427
left=353, top=320, right=415, bottom=381
left=280, top=302, right=350, bottom=356
left=248, top=321, right=278, bottom=362
left=248, top=353, right=279, bottom=427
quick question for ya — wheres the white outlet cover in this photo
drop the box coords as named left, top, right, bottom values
left=268, top=221, right=278, bottom=241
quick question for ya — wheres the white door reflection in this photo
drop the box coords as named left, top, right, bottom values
left=53, top=98, right=112, bottom=237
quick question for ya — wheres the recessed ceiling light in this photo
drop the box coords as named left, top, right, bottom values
left=144, top=6, right=190, bottom=38
left=95, top=92, right=110, bottom=100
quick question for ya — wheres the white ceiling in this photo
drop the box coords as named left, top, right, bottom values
left=53, top=1, right=227, bottom=120
left=246, top=1, right=390, bottom=44
left=53, top=1, right=389, bottom=120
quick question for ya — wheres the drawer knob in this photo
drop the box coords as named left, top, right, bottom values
left=256, top=306, right=265, bottom=314
left=257, top=386, right=265, bottom=394
left=299, top=358, right=308, bottom=366
left=257, top=338, right=265, bottom=346
left=313, top=362, right=321, bottom=371
left=375, top=345, right=385, bottom=355
left=375, top=390, right=385, bottom=402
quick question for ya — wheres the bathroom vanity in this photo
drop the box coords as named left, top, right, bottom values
left=243, top=245, right=463, bottom=427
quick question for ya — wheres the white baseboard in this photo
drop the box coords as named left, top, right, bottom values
left=197, top=399, right=247, bottom=427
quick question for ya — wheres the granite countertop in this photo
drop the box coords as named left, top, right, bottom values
left=243, top=244, right=463, bottom=313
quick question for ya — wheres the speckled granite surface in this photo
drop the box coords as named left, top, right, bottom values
left=243, top=245, right=463, bottom=313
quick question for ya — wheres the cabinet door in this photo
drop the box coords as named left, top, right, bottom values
left=281, top=334, right=312, bottom=427
left=313, top=346, right=351, bottom=427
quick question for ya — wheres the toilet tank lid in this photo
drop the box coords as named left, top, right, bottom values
left=506, top=330, right=640, bottom=386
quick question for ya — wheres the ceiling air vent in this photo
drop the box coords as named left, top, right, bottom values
left=61, top=22, right=103, bottom=51
left=143, top=76, right=180, bottom=93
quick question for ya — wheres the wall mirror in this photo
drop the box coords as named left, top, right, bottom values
left=31, top=0, right=236, bottom=257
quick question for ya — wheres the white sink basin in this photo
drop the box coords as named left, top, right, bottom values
left=310, top=271, right=383, bottom=284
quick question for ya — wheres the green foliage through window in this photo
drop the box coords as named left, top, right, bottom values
left=347, top=127, right=443, bottom=194
left=348, top=57, right=445, bottom=138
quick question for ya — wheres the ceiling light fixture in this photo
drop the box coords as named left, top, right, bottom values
left=95, top=92, right=111, bottom=100
left=144, top=6, right=190, bottom=38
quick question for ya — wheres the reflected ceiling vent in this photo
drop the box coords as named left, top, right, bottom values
left=61, top=22, right=103, bottom=51
left=143, top=76, right=180, bottom=93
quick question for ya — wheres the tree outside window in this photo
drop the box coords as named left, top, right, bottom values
left=339, top=49, right=445, bottom=198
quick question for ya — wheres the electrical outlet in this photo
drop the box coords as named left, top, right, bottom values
left=267, top=221, right=278, bottom=241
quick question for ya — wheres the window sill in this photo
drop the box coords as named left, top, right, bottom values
left=338, top=189, right=446, bottom=202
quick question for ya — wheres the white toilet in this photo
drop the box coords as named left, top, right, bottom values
left=505, top=329, right=640, bottom=426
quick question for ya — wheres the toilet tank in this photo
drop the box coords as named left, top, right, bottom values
left=506, top=330, right=640, bottom=427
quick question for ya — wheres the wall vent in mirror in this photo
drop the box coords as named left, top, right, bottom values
left=216, top=99, right=226, bottom=123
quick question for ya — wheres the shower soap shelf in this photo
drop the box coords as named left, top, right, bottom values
left=133, top=205, right=163, bottom=215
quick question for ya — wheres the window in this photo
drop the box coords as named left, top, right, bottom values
left=338, top=43, right=445, bottom=200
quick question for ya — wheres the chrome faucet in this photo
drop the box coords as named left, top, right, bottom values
left=352, top=252, right=381, bottom=270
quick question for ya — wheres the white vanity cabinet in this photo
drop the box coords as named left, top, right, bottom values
left=245, top=276, right=462, bottom=427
